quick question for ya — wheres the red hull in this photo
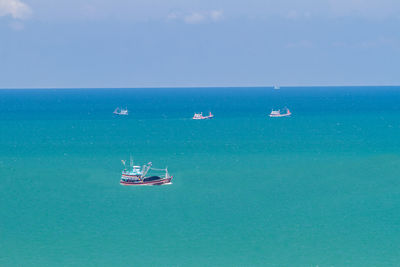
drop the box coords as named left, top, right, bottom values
left=120, top=177, right=172, bottom=186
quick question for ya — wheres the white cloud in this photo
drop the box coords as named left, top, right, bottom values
left=5, top=0, right=400, bottom=22
left=209, top=10, right=223, bottom=21
left=285, top=10, right=311, bottom=20
left=168, top=10, right=224, bottom=24
left=184, top=12, right=205, bottom=24
left=166, top=12, right=178, bottom=20
left=285, top=10, right=299, bottom=19
left=0, top=0, right=32, bottom=19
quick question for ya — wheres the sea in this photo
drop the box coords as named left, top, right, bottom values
left=0, top=87, right=399, bottom=266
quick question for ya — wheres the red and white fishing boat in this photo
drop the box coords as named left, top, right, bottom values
left=269, top=108, right=291, bottom=117
left=192, top=112, right=214, bottom=120
left=120, top=158, right=172, bottom=186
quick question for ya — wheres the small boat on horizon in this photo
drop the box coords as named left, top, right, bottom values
left=273, top=85, right=280, bottom=90
left=269, top=108, right=291, bottom=117
left=120, top=158, right=172, bottom=186
left=193, top=112, right=214, bottom=120
left=113, top=107, right=128, bottom=116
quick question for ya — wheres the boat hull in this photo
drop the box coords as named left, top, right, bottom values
left=269, top=114, right=291, bottom=117
left=120, top=177, right=172, bottom=186
left=193, top=118, right=213, bottom=120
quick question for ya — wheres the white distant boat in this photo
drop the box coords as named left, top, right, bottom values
left=192, top=112, right=214, bottom=120
left=269, top=107, right=291, bottom=117
left=113, top=107, right=128, bottom=115
left=273, top=85, right=280, bottom=90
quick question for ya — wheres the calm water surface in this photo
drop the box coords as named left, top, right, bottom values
left=0, top=87, right=400, bottom=266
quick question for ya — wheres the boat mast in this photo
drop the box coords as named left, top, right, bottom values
left=130, top=155, right=133, bottom=169
left=141, top=162, right=152, bottom=178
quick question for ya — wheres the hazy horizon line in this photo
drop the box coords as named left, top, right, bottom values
left=0, top=85, right=399, bottom=90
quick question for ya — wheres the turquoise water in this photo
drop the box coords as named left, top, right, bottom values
left=1, top=87, right=400, bottom=266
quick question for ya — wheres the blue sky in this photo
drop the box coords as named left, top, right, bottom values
left=0, top=0, right=399, bottom=88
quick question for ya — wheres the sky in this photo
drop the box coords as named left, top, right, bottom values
left=0, top=0, right=399, bottom=88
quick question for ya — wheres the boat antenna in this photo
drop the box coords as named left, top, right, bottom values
left=141, top=162, right=152, bottom=177
left=130, top=155, right=133, bottom=168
